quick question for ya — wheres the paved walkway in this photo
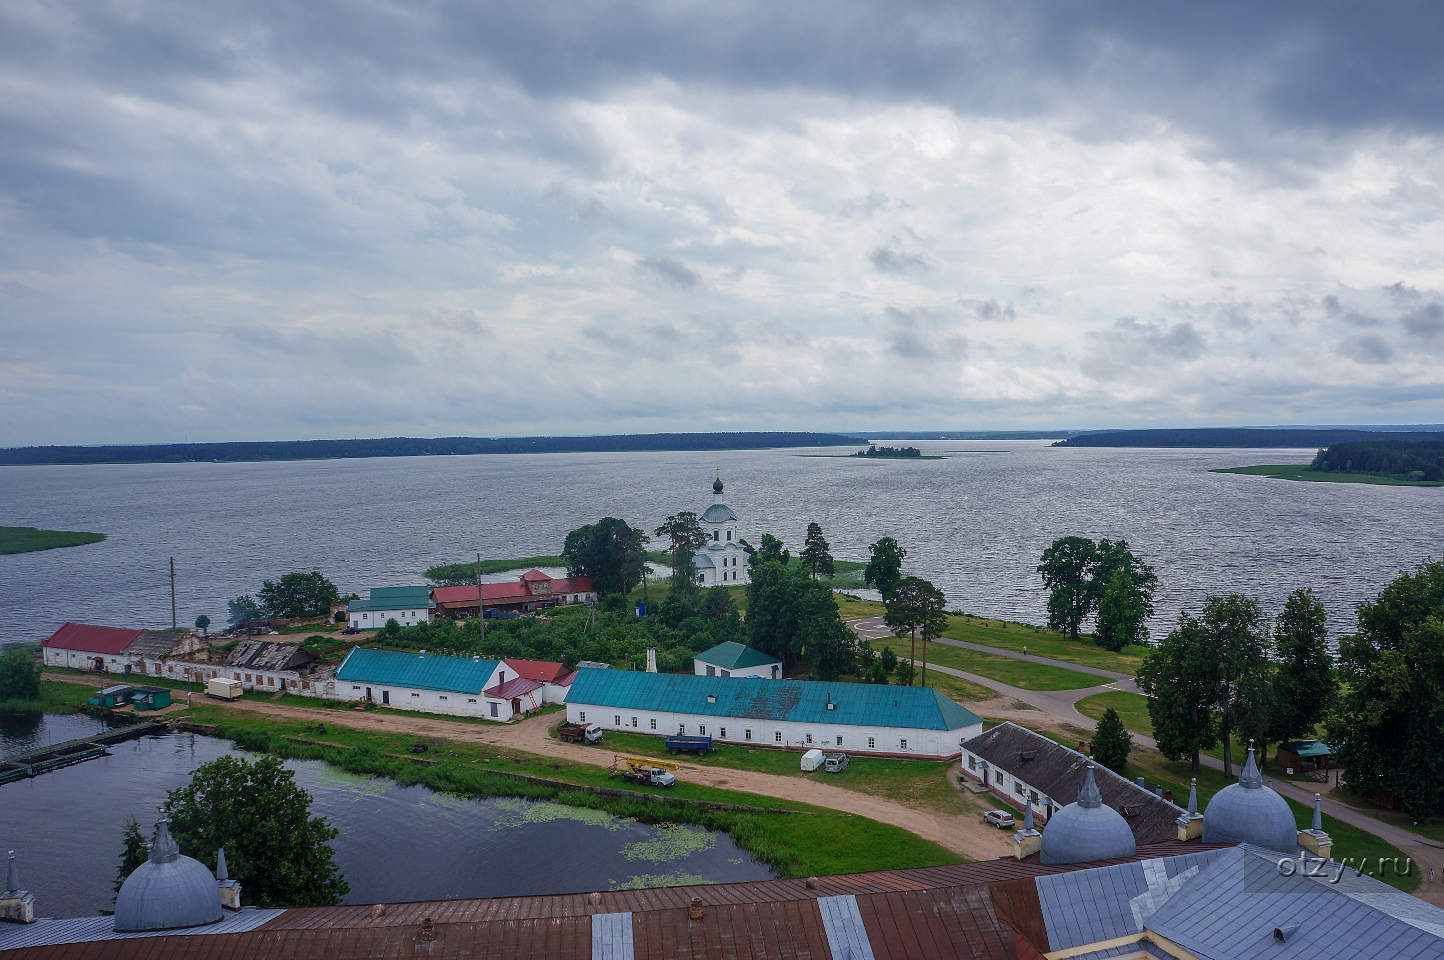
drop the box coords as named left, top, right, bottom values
left=846, top=618, right=1444, bottom=904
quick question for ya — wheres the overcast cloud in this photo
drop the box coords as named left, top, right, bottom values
left=2, top=1, right=1443, bottom=443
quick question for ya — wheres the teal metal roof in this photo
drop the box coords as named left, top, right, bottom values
left=1279, top=739, right=1335, bottom=758
left=336, top=647, right=500, bottom=694
left=567, top=669, right=982, bottom=731
left=349, top=586, right=436, bottom=612
left=695, top=641, right=779, bottom=671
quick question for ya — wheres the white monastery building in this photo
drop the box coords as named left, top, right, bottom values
left=696, top=474, right=749, bottom=587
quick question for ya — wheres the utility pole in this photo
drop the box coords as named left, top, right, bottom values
left=170, top=557, right=177, bottom=630
left=476, top=552, right=485, bottom=643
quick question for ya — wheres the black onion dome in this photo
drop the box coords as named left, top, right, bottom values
left=713, top=474, right=724, bottom=495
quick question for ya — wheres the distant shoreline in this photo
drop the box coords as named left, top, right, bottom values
left=0, top=526, right=107, bottom=555
left=1211, top=465, right=1444, bottom=487
left=0, top=432, right=867, bottom=467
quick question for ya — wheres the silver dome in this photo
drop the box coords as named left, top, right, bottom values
left=1202, top=745, right=1297, bottom=852
left=701, top=504, right=738, bottom=523
left=113, top=821, right=222, bottom=932
left=1040, top=764, right=1136, bottom=864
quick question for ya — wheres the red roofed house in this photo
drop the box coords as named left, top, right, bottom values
left=42, top=623, right=145, bottom=673
left=504, top=658, right=578, bottom=704
left=483, top=675, right=546, bottom=716
left=432, top=570, right=596, bottom=618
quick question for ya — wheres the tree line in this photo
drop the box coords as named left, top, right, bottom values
left=1311, top=438, right=1444, bottom=482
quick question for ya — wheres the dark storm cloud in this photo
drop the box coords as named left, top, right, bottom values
left=1402, top=303, right=1444, bottom=341
left=635, top=256, right=701, bottom=289
left=1337, top=333, right=1395, bottom=365
left=868, top=245, right=931, bottom=276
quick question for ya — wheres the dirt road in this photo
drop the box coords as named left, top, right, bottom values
left=47, top=673, right=1012, bottom=859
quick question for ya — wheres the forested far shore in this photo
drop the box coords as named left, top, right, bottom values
left=1055, top=427, right=1444, bottom=448
left=0, top=432, right=867, bottom=466
left=1312, top=437, right=1444, bottom=482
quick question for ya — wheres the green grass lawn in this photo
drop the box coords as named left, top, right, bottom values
left=0, top=526, right=106, bottom=555
left=871, top=636, right=1104, bottom=691
left=1212, top=464, right=1444, bottom=487
left=833, top=594, right=887, bottom=619
left=939, top=614, right=1146, bottom=673
left=925, top=671, right=998, bottom=704
left=566, top=727, right=965, bottom=815
left=1076, top=691, right=1153, bottom=736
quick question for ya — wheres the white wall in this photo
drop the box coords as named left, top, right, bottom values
left=959, top=747, right=1058, bottom=818
left=565, top=702, right=980, bottom=758
left=694, top=659, right=781, bottom=680
left=348, top=607, right=432, bottom=629
left=336, top=679, right=511, bottom=718
left=540, top=681, right=572, bottom=704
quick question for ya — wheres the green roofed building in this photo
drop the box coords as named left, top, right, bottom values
left=335, top=647, right=536, bottom=721
left=566, top=669, right=982, bottom=758
left=346, top=586, right=436, bottom=630
left=693, top=640, right=782, bottom=679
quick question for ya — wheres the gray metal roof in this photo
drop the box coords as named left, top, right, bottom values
left=125, top=630, right=185, bottom=658
left=818, top=895, right=876, bottom=960
left=0, top=910, right=284, bottom=951
left=590, top=912, right=633, bottom=960
left=1201, top=746, right=1298, bottom=852
left=113, top=821, right=223, bottom=932
left=701, top=503, right=738, bottom=522
left=225, top=639, right=315, bottom=672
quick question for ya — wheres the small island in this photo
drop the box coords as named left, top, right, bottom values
left=1214, top=438, right=1444, bottom=487
left=853, top=444, right=923, bottom=458
left=0, top=525, right=107, bottom=555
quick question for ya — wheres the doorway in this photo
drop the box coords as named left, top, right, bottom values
left=382, top=690, right=390, bottom=705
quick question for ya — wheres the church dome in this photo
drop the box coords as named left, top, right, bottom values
left=113, top=821, right=222, bottom=932
left=713, top=474, right=724, bottom=495
left=701, top=503, right=738, bottom=523
left=1202, top=744, right=1297, bottom=852
left=1040, top=764, right=1136, bottom=864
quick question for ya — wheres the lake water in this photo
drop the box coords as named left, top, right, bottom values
left=0, top=712, right=772, bottom=916
left=3, top=440, right=1441, bottom=643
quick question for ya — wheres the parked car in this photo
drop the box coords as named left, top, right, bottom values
left=983, top=809, right=1015, bottom=830
left=341, top=626, right=360, bottom=635
left=823, top=752, right=850, bottom=773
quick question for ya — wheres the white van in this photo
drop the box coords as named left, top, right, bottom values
left=800, top=748, right=824, bottom=772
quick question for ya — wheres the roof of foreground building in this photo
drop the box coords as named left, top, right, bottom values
left=335, top=647, right=500, bottom=695
left=568, top=669, right=981, bottom=731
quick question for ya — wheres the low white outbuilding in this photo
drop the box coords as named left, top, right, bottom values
left=346, top=586, right=435, bottom=630
left=693, top=641, right=782, bottom=680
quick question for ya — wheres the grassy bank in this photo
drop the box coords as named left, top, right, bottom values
left=426, top=552, right=673, bottom=584
left=1075, top=691, right=1153, bottom=735
left=939, top=615, right=1146, bottom=673
left=1212, top=465, right=1444, bottom=487
left=872, top=636, right=1103, bottom=691
left=0, top=526, right=106, bottom=555
left=36, top=679, right=959, bottom=878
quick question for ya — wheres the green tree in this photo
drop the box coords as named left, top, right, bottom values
left=880, top=646, right=899, bottom=675
left=258, top=571, right=340, bottom=619
left=894, top=659, right=916, bottom=685
left=161, top=754, right=348, bottom=907
left=562, top=518, right=650, bottom=596
left=884, top=576, right=947, bottom=685
left=383, top=618, right=401, bottom=636
left=0, top=645, right=41, bottom=702
left=1089, top=539, right=1157, bottom=627
left=655, top=513, right=707, bottom=589
left=1095, top=569, right=1147, bottom=651
left=1092, top=707, right=1132, bottom=772
left=194, top=614, right=210, bottom=636
left=1267, top=588, right=1334, bottom=745
left=1137, top=613, right=1220, bottom=772
left=864, top=537, right=907, bottom=600
left=747, top=533, right=790, bottom=575
left=227, top=595, right=263, bottom=628
left=800, top=522, right=835, bottom=580
left=1200, top=594, right=1274, bottom=777
left=1330, top=561, right=1444, bottom=819
left=1036, top=536, right=1098, bottom=640
left=746, top=560, right=855, bottom=677
left=112, top=815, right=150, bottom=896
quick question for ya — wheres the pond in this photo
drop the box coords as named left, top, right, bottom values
left=0, top=712, right=773, bottom=916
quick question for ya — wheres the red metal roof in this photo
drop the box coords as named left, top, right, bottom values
left=520, top=569, right=550, bottom=581
left=484, top=676, right=545, bottom=699
left=505, top=658, right=569, bottom=684
left=41, top=622, right=144, bottom=655
left=433, top=577, right=594, bottom=610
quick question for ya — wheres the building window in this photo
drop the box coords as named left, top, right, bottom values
left=713, top=530, right=719, bottom=541
left=868, top=737, right=876, bottom=749
left=775, top=731, right=783, bottom=743
left=489, top=702, right=498, bottom=717
left=805, top=733, right=813, bottom=744
left=411, top=692, right=419, bottom=698
left=900, top=739, right=908, bottom=751
left=679, top=724, right=686, bottom=734
left=699, top=725, right=707, bottom=736
left=631, top=717, right=638, bottom=728
left=352, top=685, right=360, bottom=692
left=650, top=718, right=657, bottom=730
left=727, top=530, right=732, bottom=541
left=440, top=695, right=448, bottom=700
left=836, top=735, right=843, bottom=747
left=614, top=715, right=621, bottom=725
left=706, top=665, right=716, bottom=676
left=968, top=756, right=977, bottom=771
left=468, top=698, right=477, bottom=704
left=1015, top=782, right=1025, bottom=797
left=720, top=727, right=727, bottom=738
left=578, top=711, right=585, bottom=722
left=745, top=729, right=752, bottom=741
left=721, top=669, right=730, bottom=678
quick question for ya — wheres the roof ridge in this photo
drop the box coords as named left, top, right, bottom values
left=984, top=721, right=1184, bottom=813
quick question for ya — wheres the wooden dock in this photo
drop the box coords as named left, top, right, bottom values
left=0, top=721, right=167, bottom=785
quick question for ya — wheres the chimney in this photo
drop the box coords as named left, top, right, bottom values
left=646, top=647, right=657, bottom=673
left=1176, top=778, right=1204, bottom=841
left=1297, top=793, right=1333, bottom=859
left=215, top=847, right=242, bottom=911
left=0, top=851, right=36, bottom=924
left=1012, top=798, right=1042, bottom=860
left=689, top=896, right=704, bottom=921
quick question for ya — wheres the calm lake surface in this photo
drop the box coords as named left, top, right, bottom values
left=0, top=712, right=771, bottom=916
left=3, top=440, right=1441, bottom=642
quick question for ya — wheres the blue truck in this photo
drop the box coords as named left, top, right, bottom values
left=665, top=735, right=712, bottom=755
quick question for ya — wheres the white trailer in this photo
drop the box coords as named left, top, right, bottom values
left=206, top=677, right=243, bottom=700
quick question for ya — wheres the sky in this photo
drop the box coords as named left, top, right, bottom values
left=2, top=1, right=1443, bottom=445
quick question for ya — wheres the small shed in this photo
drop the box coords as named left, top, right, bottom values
left=90, top=684, right=135, bottom=708
left=130, top=687, right=173, bottom=711
left=693, top=641, right=782, bottom=680
left=1276, top=739, right=1336, bottom=773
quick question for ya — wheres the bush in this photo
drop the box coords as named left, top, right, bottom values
left=0, top=646, right=41, bottom=703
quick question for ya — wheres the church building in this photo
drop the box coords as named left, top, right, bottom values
left=695, top=474, right=749, bottom=587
